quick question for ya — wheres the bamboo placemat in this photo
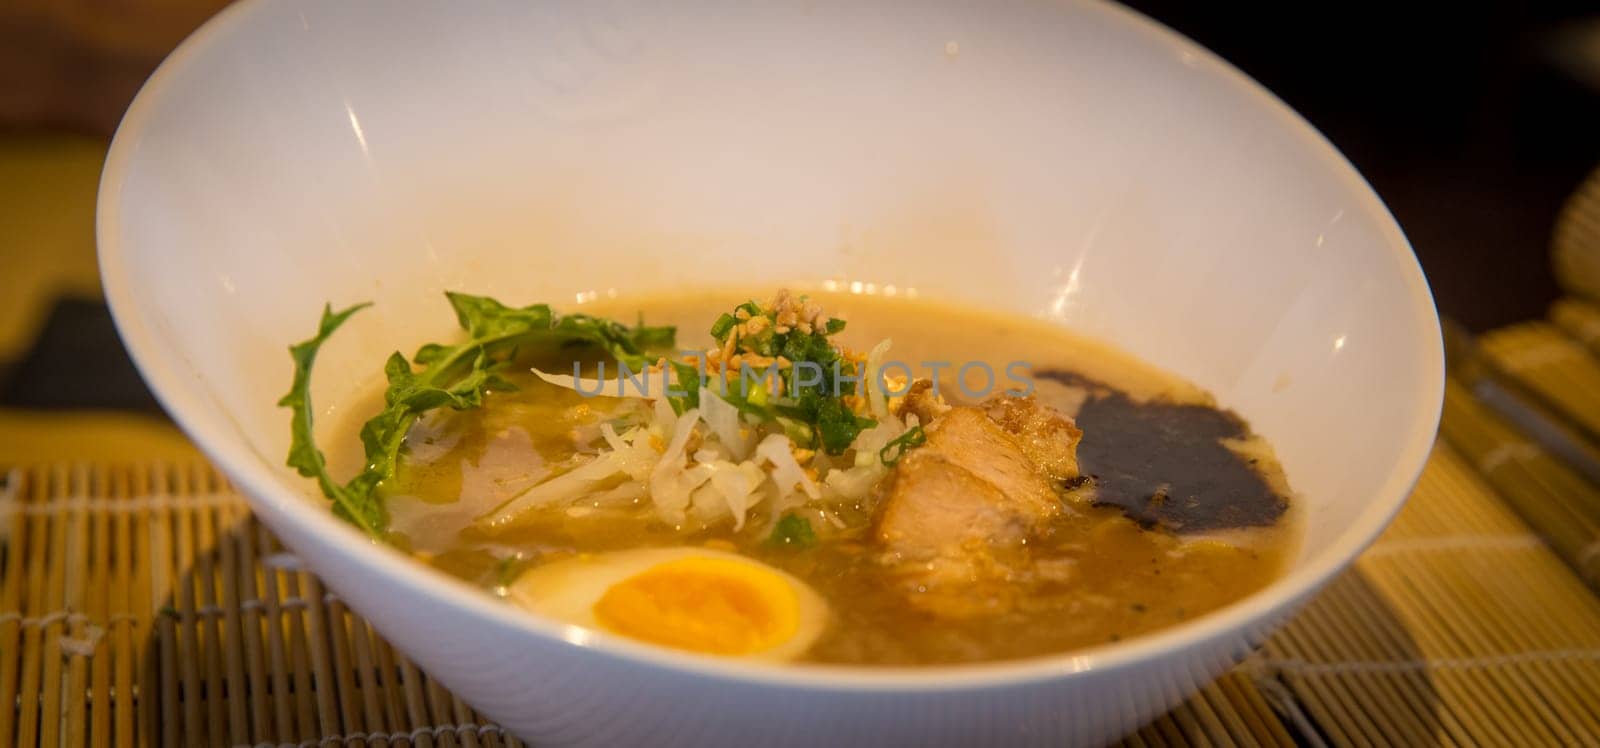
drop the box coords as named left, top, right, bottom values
left=4, top=426, right=1600, bottom=745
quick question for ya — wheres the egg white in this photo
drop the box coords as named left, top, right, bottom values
left=509, top=547, right=829, bottom=661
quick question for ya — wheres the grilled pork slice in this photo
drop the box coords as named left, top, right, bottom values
left=983, top=394, right=1082, bottom=482
left=874, top=393, right=1083, bottom=617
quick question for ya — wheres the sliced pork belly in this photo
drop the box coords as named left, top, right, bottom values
left=874, top=392, right=1082, bottom=617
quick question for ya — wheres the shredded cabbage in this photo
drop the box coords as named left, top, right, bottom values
left=585, top=481, right=647, bottom=508
left=648, top=408, right=705, bottom=525
left=698, top=387, right=752, bottom=460
left=651, top=397, right=678, bottom=439
left=479, top=452, right=631, bottom=529
left=600, top=424, right=657, bottom=482
left=708, top=461, right=768, bottom=530
left=480, top=362, right=915, bottom=532
left=864, top=338, right=893, bottom=421
left=530, top=367, right=619, bottom=396
left=756, top=433, right=820, bottom=501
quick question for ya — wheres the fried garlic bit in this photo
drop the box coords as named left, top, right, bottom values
left=768, top=288, right=831, bottom=336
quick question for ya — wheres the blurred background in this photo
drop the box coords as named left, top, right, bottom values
left=1127, top=0, right=1600, bottom=333
left=2, top=0, right=1600, bottom=457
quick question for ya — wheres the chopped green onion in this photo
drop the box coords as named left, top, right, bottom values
left=709, top=312, right=738, bottom=342
left=879, top=425, right=927, bottom=466
left=768, top=514, right=817, bottom=549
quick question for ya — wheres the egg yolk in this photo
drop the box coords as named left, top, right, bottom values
left=593, top=556, right=798, bottom=655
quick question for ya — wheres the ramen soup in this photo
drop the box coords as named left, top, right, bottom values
left=286, top=289, right=1298, bottom=666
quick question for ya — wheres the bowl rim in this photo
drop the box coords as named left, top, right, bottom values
left=97, top=0, right=1445, bottom=691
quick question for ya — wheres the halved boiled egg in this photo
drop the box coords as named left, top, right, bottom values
left=509, top=547, right=829, bottom=661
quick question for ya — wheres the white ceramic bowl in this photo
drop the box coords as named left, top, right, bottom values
left=98, top=1, right=1443, bottom=745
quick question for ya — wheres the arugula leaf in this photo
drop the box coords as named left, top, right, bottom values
left=767, top=514, right=817, bottom=549
left=879, top=425, right=927, bottom=467
left=441, top=292, right=671, bottom=370
left=278, top=302, right=386, bottom=534
left=282, top=293, right=676, bottom=536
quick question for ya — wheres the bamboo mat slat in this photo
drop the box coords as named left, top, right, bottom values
left=1479, top=320, right=1600, bottom=447
left=1550, top=297, right=1600, bottom=358
left=4, top=414, right=1600, bottom=744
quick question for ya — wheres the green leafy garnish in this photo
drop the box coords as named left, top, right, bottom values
left=665, top=360, right=704, bottom=414
left=879, top=425, right=927, bottom=466
left=708, top=313, right=739, bottom=341
left=767, top=514, right=817, bottom=549
left=281, top=293, right=675, bottom=537
left=279, top=302, right=385, bottom=533
left=701, top=295, right=876, bottom=454
left=780, top=394, right=876, bottom=455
